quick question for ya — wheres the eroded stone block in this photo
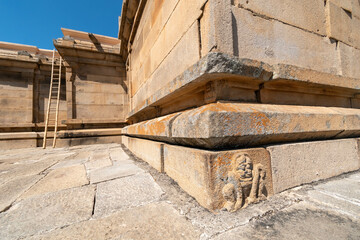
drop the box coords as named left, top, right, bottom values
left=235, top=0, right=326, bottom=35
left=267, top=138, right=360, bottom=193
left=326, top=1, right=353, bottom=45
left=232, top=5, right=339, bottom=75
left=123, top=136, right=164, bottom=172
left=125, top=103, right=360, bottom=149
left=163, top=144, right=273, bottom=211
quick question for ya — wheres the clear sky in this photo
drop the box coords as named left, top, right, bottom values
left=0, top=0, right=123, bottom=50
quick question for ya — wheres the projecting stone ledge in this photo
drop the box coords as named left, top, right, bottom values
left=123, top=135, right=360, bottom=212
left=123, top=102, right=360, bottom=149
left=128, top=52, right=360, bottom=123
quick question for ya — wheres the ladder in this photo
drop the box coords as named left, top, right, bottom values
left=43, top=49, right=62, bottom=149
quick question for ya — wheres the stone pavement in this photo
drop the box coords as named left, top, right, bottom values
left=0, top=143, right=359, bottom=240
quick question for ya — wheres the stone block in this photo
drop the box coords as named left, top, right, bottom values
left=351, top=16, right=360, bottom=49
left=121, top=135, right=129, bottom=148
left=329, top=0, right=353, bottom=12
left=124, top=136, right=164, bottom=172
left=236, top=0, right=326, bottom=35
left=232, top=6, right=340, bottom=75
left=260, top=89, right=351, bottom=108
left=76, top=105, right=124, bottom=119
left=132, top=21, right=201, bottom=112
left=338, top=43, right=360, bottom=80
left=267, top=138, right=360, bottom=193
left=0, top=139, right=36, bottom=150
left=163, top=144, right=273, bottom=211
left=130, top=0, right=202, bottom=96
left=126, top=103, right=360, bottom=149
left=353, top=0, right=360, bottom=18
left=55, top=136, right=122, bottom=148
left=148, top=0, right=205, bottom=83
left=326, top=1, right=353, bottom=45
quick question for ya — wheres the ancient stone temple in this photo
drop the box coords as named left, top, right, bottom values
left=119, top=0, right=360, bottom=212
left=1, top=0, right=360, bottom=212
left=0, top=29, right=127, bottom=148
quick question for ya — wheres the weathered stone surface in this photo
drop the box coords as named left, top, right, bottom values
left=125, top=103, right=360, bottom=149
left=0, top=185, right=95, bottom=240
left=0, top=139, right=36, bottom=150
left=133, top=21, right=201, bottom=112
left=260, top=89, right=351, bottom=108
left=50, top=151, right=90, bottom=169
left=164, top=143, right=273, bottom=211
left=0, top=174, right=42, bottom=212
left=338, top=42, right=360, bottom=80
left=326, top=1, right=353, bottom=45
left=127, top=52, right=273, bottom=121
left=130, top=0, right=206, bottom=109
left=213, top=202, right=360, bottom=240
left=127, top=51, right=360, bottom=123
left=0, top=157, right=59, bottom=184
left=109, top=147, right=132, bottom=162
left=236, top=0, right=326, bottom=35
left=93, top=173, right=164, bottom=218
left=267, top=139, right=360, bottom=193
left=232, top=5, right=339, bottom=75
left=85, top=158, right=112, bottom=171
left=20, top=165, right=89, bottom=199
left=124, top=136, right=164, bottom=172
left=329, top=0, right=353, bottom=11
left=29, top=202, right=201, bottom=240
left=306, top=179, right=360, bottom=218
left=271, top=63, right=360, bottom=90
left=89, top=162, right=143, bottom=184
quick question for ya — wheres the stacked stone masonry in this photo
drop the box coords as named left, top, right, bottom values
left=118, top=0, right=360, bottom=212
left=0, top=29, right=128, bottom=148
left=1, top=0, right=360, bottom=214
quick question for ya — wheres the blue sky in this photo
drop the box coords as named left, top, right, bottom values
left=0, top=0, right=123, bottom=49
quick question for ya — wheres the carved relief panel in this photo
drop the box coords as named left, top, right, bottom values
left=211, top=149, right=273, bottom=212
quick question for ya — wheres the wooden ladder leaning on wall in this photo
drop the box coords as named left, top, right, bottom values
left=43, top=49, right=62, bottom=149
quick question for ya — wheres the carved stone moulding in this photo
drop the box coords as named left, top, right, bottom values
left=122, top=135, right=273, bottom=212
left=164, top=144, right=274, bottom=212
left=123, top=102, right=360, bottom=150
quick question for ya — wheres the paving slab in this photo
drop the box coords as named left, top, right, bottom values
left=0, top=144, right=358, bottom=240
left=85, top=158, right=112, bottom=171
left=0, top=174, right=42, bottom=212
left=296, top=173, right=360, bottom=219
left=212, top=202, right=360, bottom=240
left=20, top=165, right=89, bottom=200
left=109, top=148, right=132, bottom=162
left=50, top=151, right=90, bottom=169
left=0, top=185, right=95, bottom=240
left=0, top=157, right=59, bottom=184
left=93, top=173, right=164, bottom=218
left=89, top=162, right=143, bottom=184
left=29, top=202, right=201, bottom=240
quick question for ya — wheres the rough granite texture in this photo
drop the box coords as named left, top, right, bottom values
left=0, top=143, right=359, bottom=240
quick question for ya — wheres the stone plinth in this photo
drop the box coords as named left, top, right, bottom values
left=123, top=135, right=360, bottom=212
left=123, top=102, right=360, bottom=149
left=123, top=135, right=273, bottom=212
